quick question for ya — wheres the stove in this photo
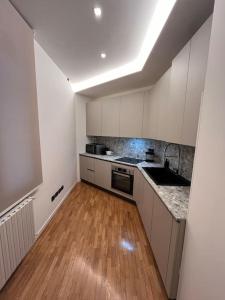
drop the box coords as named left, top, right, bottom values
left=115, top=157, right=144, bottom=165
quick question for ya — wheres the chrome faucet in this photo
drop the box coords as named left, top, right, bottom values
left=163, top=143, right=181, bottom=174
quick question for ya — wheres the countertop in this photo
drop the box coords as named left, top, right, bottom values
left=80, top=153, right=190, bottom=221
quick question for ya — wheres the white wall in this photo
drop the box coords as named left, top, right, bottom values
left=0, top=0, right=42, bottom=216
left=33, top=41, right=77, bottom=236
left=178, top=0, right=225, bottom=299
left=74, top=94, right=91, bottom=180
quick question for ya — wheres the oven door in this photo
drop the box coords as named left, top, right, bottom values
left=111, top=170, right=134, bottom=195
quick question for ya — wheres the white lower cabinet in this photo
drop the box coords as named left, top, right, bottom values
left=134, top=171, right=154, bottom=240
left=141, top=180, right=155, bottom=240
left=165, top=218, right=186, bottom=299
left=80, top=156, right=111, bottom=189
left=133, top=169, right=144, bottom=204
left=80, top=156, right=136, bottom=200
left=135, top=179, right=186, bottom=299
left=151, top=194, right=173, bottom=283
left=94, top=159, right=111, bottom=190
left=80, top=156, right=95, bottom=184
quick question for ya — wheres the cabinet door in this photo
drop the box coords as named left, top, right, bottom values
left=80, top=156, right=95, bottom=183
left=80, top=156, right=87, bottom=180
left=167, top=42, right=191, bottom=144
left=94, top=159, right=111, bottom=190
left=166, top=219, right=186, bottom=299
left=151, top=194, right=173, bottom=283
left=120, top=92, right=144, bottom=138
left=157, top=68, right=171, bottom=142
left=139, top=180, right=154, bottom=241
left=101, top=97, right=120, bottom=137
left=86, top=101, right=102, bottom=136
left=142, top=68, right=171, bottom=141
left=182, top=17, right=212, bottom=146
left=142, top=88, right=159, bottom=139
left=133, top=169, right=144, bottom=204
left=86, top=169, right=95, bottom=184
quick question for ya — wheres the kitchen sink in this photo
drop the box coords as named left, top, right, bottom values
left=143, top=167, right=191, bottom=186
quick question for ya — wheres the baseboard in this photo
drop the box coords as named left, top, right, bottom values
left=35, top=181, right=77, bottom=239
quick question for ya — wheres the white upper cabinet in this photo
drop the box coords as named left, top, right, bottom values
left=167, top=42, right=191, bottom=144
left=157, top=68, right=171, bottom=142
left=167, top=17, right=211, bottom=146
left=142, top=88, right=159, bottom=140
left=182, top=17, right=212, bottom=146
left=142, top=68, right=171, bottom=141
left=101, top=97, right=120, bottom=137
left=119, top=92, right=144, bottom=138
left=86, top=101, right=102, bottom=136
left=85, top=18, right=211, bottom=144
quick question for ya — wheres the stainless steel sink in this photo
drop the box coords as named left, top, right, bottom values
left=143, top=167, right=191, bottom=186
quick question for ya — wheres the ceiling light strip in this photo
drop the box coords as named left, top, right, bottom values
left=72, top=0, right=177, bottom=93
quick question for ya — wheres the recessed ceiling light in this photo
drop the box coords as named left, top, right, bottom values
left=101, top=53, right=106, bottom=59
left=94, top=7, right=102, bottom=18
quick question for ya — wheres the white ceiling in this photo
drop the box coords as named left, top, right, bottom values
left=10, top=0, right=158, bottom=82
left=81, top=0, right=214, bottom=98
left=10, top=0, right=214, bottom=98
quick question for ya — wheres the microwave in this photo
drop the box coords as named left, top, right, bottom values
left=86, top=143, right=106, bottom=155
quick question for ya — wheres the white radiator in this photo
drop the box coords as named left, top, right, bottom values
left=0, top=198, right=35, bottom=290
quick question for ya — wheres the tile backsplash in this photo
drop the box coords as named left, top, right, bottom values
left=92, top=137, right=195, bottom=181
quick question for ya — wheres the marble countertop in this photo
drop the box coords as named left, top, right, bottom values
left=80, top=153, right=190, bottom=221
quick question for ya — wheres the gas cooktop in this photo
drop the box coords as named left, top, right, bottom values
left=115, top=157, right=144, bottom=165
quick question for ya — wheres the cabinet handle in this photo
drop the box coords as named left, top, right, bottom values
left=87, top=168, right=95, bottom=172
left=112, top=171, right=130, bottom=178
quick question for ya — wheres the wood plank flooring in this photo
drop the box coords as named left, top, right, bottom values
left=0, top=182, right=168, bottom=300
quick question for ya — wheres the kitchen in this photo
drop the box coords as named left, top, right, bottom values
left=1, top=0, right=225, bottom=299
left=80, top=141, right=190, bottom=298
left=78, top=14, right=209, bottom=298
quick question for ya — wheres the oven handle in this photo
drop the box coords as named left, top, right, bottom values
left=112, top=171, right=131, bottom=178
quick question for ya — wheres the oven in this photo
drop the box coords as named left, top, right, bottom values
left=111, top=166, right=134, bottom=195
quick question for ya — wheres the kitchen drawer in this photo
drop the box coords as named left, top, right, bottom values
left=80, top=156, right=95, bottom=183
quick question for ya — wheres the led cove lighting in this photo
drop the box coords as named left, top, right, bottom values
left=72, top=0, right=177, bottom=93
left=101, top=53, right=106, bottom=59
left=94, top=7, right=102, bottom=18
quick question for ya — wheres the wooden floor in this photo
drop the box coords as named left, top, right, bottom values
left=0, top=182, right=168, bottom=300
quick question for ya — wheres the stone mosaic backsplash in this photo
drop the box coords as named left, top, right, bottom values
left=91, top=137, right=195, bottom=181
